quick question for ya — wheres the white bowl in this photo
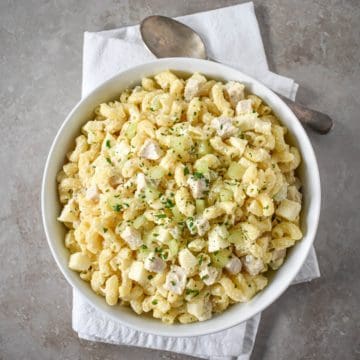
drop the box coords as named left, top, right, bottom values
left=41, top=58, right=321, bottom=337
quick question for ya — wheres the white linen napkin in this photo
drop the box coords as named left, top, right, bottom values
left=74, top=3, right=320, bottom=359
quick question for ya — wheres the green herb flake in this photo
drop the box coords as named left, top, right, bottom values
left=103, top=227, right=108, bottom=233
left=155, top=214, right=167, bottom=219
left=152, top=299, right=158, bottom=305
left=165, top=199, right=175, bottom=208
left=147, top=275, right=153, bottom=280
left=112, top=204, right=122, bottom=212
left=184, top=166, right=190, bottom=175
left=198, top=255, right=203, bottom=266
left=106, top=157, right=113, bottom=165
left=193, top=171, right=204, bottom=179
left=105, top=139, right=111, bottom=148
left=170, top=280, right=177, bottom=286
left=185, top=288, right=200, bottom=297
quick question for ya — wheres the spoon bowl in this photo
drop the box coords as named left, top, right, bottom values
left=140, top=15, right=207, bottom=59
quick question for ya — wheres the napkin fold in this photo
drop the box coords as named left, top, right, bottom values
left=74, top=3, right=320, bottom=359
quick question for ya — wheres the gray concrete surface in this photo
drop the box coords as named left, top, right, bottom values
left=1, top=0, right=359, bottom=359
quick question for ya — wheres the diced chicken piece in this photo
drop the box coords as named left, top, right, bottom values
left=199, top=266, right=219, bottom=286
left=211, top=117, right=237, bottom=139
left=136, top=173, right=147, bottom=193
left=236, top=99, right=253, bottom=115
left=85, top=184, right=100, bottom=202
left=164, top=265, right=187, bottom=295
left=128, top=261, right=149, bottom=286
left=270, top=249, right=286, bottom=270
left=68, top=252, right=91, bottom=272
left=178, top=248, right=198, bottom=276
left=139, top=139, right=162, bottom=160
left=187, top=176, right=209, bottom=199
left=225, top=256, right=242, bottom=275
left=225, top=81, right=245, bottom=107
left=186, top=217, right=210, bottom=237
left=195, top=216, right=210, bottom=236
left=242, top=255, right=264, bottom=276
left=120, top=226, right=143, bottom=250
left=187, top=295, right=212, bottom=321
left=114, top=140, right=131, bottom=160
left=208, top=225, right=230, bottom=253
left=272, top=249, right=286, bottom=262
left=184, top=73, right=207, bottom=101
left=144, top=252, right=166, bottom=273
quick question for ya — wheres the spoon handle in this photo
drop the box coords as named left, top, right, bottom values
left=277, top=94, right=334, bottom=134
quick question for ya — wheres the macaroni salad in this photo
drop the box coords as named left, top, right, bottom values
left=57, top=71, right=303, bottom=323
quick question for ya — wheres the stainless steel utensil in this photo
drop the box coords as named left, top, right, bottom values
left=140, top=15, right=334, bottom=134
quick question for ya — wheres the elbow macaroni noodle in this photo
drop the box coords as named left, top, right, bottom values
left=57, top=71, right=303, bottom=323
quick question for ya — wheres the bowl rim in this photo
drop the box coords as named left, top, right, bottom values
left=41, top=57, right=321, bottom=337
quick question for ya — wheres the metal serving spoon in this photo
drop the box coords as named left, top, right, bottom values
left=140, top=15, right=334, bottom=134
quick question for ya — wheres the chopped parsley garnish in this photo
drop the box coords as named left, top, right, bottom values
left=103, top=227, right=108, bottom=233
left=106, top=157, right=113, bottom=165
left=140, top=244, right=148, bottom=250
left=165, top=199, right=174, bottom=208
left=112, top=204, right=122, bottom=212
left=198, top=255, right=203, bottom=266
left=201, top=274, right=209, bottom=280
left=152, top=299, right=158, bottom=305
left=155, top=214, right=167, bottom=219
left=170, top=280, right=177, bottom=286
left=185, top=288, right=200, bottom=297
left=184, top=166, right=190, bottom=175
left=193, top=171, right=204, bottom=179
left=147, top=274, right=153, bottom=280
left=105, top=139, right=111, bottom=148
